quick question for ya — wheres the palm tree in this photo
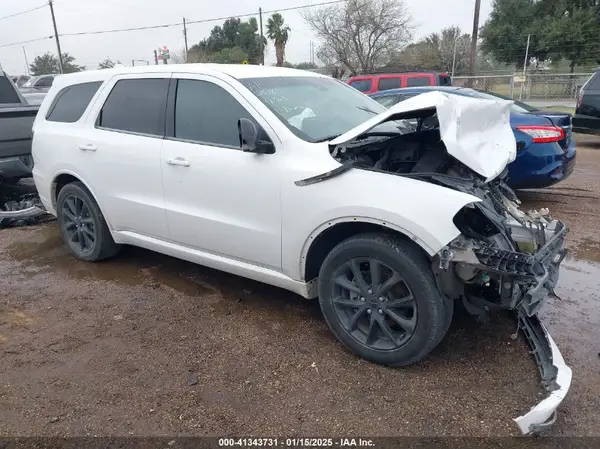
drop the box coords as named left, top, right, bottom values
left=266, top=13, right=291, bottom=67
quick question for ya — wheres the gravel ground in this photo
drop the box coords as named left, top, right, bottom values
left=0, top=136, right=598, bottom=437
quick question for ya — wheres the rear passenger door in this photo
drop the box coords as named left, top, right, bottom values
left=377, top=77, right=402, bottom=92
left=78, top=74, right=171, bottom=239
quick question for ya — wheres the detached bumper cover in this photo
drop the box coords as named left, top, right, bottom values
left=514, top=313, right=572, bottom=435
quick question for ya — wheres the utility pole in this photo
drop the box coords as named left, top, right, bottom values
left=259, top=7, right=264, bottom=65
left=519, top=34, right=531, bottom=101
left=23, top=47, right=31, bottom=76
left=48, top=0, right=64, bottom=74
left=183, top=17, right=189, bottom=62
left=451, top=37, right=458, bottom=80
left=154, top=49, right=159, bottom=65
left=468, top=0, right=481, bottom=84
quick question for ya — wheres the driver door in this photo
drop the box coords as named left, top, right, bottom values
left=160, top=74, right=283, bottom=271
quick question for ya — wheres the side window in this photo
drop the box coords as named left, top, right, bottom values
left=0, top=76, right=20, bottom=104
left=46, top=81, right=103, bottom=123
left=37, top=76, right=54, bottom=87
left=407, top=77, right=432, bottom=87
left=588, top=73, right=600, bottom=90
left=98, top=78, right=170, bottom=136
left=373, top=95, right=398, bottom=108
left=438, top=75, right=452, bottom=86
left=378, top=78, right=401, bottom=91
left=349, top=79, right=372, bottom=92
left=174, top=79, right=260, bottom=148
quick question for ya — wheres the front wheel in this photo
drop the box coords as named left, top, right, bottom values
left=318, top=233, right=450, bottom=367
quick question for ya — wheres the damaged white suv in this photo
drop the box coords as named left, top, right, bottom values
left=32, top=65, right=571, bottom=434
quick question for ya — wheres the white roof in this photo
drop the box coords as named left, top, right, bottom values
left=51, top=64, right=325, bottom=88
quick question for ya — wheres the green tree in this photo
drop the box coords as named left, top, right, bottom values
left=209, top=47, right=248, bottom=64
left=266, top=13, right=291, bottom=67
left=29, top=52, right=83, bottom=75
left=190, top=17, right=265, bottom=64
left=480, top=0, right=549, bottom=68
left=538, top=0, right=600, bottom=72
left=98, top=58, right=121, bottom=69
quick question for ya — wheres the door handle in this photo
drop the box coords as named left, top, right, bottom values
left=78, top=143, right=97, bottom=152
left=166, top=157, right=191, bottom=167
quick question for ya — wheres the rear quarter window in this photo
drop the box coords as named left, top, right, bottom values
left=46, top=81, right=103, bottom=123
left=438, top=75, right=452, bottom=86
left=407, top=77, right=432, bottom=87
left=349, top=79, right=372, bottom=92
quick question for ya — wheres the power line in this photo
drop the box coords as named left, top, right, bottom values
left=0, top=36, right=52, bottom=49
left=59, top=0, right=347, bottom=36
left=0, top=3, right=46, bottom=22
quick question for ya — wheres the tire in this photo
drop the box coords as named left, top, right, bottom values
left=56, top=181, right=120, bottom=262
left=318, top=233, right=448, bottom=367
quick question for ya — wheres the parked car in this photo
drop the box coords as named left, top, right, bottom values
left=0, top=71, right=40, bottom=184
left=19, top=74, right=58, bottom=94
left=370, top=86, right=576, bottom=189
left=573, top=68, right=600, bottom=135
left=32, top=65, right=570, bottom=433
left=347, top=71, right=452, bottom=95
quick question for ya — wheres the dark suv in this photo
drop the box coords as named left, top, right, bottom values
left=574, top=68, right=600, bottom=135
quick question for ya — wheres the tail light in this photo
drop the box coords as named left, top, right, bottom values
left=516, top=125, right=565, bottom=143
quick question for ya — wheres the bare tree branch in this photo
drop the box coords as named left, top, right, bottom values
left=303, top=0, right=412, bottom=75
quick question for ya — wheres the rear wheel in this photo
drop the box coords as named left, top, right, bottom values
left=318, top=233, right=450, bottom=366
left=56, top=182, right=120, bottom=261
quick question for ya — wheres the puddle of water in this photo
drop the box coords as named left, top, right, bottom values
left=541, top=258, right=600, bottom=366
left=6, top=224, right=216, bottom=296
left=570, top=237, right=600, bottom=264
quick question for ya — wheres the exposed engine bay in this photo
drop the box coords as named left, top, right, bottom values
left=329, top=114, right=568, bottom=319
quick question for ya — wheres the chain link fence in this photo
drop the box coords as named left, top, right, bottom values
left=452, top=73, right=592, bottom=102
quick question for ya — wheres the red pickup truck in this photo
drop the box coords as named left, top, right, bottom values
left=348, top=71, right=452, bottom=94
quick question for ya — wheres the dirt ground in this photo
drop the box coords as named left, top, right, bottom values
left=0, top=136, right=599, bottom=437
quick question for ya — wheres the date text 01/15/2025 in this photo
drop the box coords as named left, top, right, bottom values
left=217, top=438, right=376, bottom=447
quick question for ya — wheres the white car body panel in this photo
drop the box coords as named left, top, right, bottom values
left=330, top=91, right=517, bottom=182
left=514, top=324, right=573, bottom=434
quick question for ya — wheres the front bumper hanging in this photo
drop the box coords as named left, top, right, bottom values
left=514, top=312, right=572, bottom=435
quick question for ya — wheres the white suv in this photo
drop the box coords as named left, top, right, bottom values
left=32, top=65, right=571, bottom=431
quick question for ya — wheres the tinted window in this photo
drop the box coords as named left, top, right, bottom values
left=174, top=79, right=256, bottom=147
left=349, top=79, right=372, bottom=92
left=588, top=73, right=600, bottom=90
left=439, top=75, right=452, bottom=86
left=373, top=95, right=398, bottom=108
left=37, top=76, right=54, bottom=87
left=378, top=78, right=401, bottom=91
left=0, top=76, right=20, bottom=104
left=407, top=77, right=432, bottom=87
left=46, top=81, right=102, bottom=123
left=99, top=78, right=169, bottom=136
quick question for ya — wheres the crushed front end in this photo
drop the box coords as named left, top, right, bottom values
left=432, top=172, right=572, bottom=435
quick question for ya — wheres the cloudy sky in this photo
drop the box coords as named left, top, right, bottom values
left=0, top=0, right=493, bottom=75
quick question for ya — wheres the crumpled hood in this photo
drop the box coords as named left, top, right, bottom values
left=330, top=91, right=517, bottom=182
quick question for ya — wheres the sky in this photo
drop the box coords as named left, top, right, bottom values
left=0, top=0, right=493, bottom=75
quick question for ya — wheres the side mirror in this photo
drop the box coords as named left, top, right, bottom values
left=238, top=118, right=275, bottom=154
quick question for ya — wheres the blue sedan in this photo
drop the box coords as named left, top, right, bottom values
left=369, top=86, right=576, bottom=189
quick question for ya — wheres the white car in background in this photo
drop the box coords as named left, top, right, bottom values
left=31, top=64, right=571, bottom=434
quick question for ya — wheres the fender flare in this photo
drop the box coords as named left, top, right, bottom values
left=50, top=169, right=114, bottom=230
left=298, top=215, right=446, bottom=281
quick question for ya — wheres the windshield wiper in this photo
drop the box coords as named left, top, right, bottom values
left=314, top=134, right=341, bottom=143
left=357, top=106, right=378, bottom=115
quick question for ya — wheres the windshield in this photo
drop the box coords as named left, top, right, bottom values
left=22, top=76, right=39, bottom=87
left=452, top=88, right=538, bottom=113
left=239, top=76, right=409, bottom=142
